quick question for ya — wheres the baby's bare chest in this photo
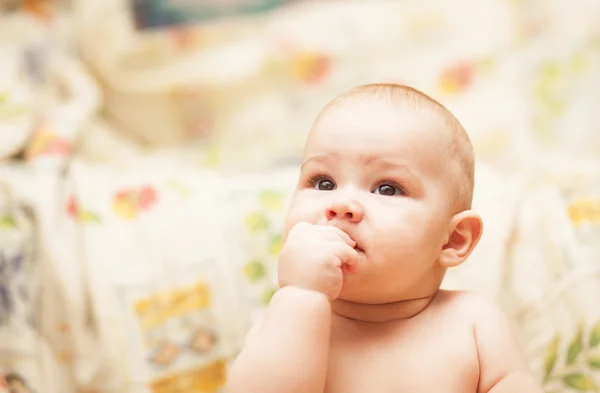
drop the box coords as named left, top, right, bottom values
left=324, top=319, right=480, bottom=393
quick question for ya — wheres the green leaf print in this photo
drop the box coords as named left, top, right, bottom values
left=269, top=234, right=283, bottom=257
left=259, top=190, right=284, bottom=211
left=200, top=146, right=221, bottom=167
left=589, top=320, right=600, bottom=348
left=244, top=212, right=269, bottom=233
left=166, top=179, right=191, bottom=196
left=78, top=211, right=101, bottom=223
left=244, top=260, right=267, bottom=282
left=262, top=287, right=277, bottom=304
left=563, top=373, right=595, bottom=391
left=588, top=356, right=600, bottom=369
left=544, top=336, right=559, bottom=380
left=0, top=214, right=17, bottom=229
left=543, top=321, right=600, bottom=389
left=566, top=329, right=583, bottom=365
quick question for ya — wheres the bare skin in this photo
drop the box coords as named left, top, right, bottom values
left=327, top=290, right=540, bottom=392
left=225, top=85, right=543, bottom=393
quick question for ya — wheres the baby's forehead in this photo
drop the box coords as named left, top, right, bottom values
left=310, top=95, right=453, bottom=152
left=306, top=119, right=448, bottom=178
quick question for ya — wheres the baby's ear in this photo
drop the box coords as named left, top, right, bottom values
left=438, top=211, right=483, bottom=268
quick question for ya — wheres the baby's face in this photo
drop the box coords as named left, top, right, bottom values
left=285, top=96, right=458, bottom=303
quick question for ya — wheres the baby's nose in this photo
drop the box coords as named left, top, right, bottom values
left=325, top=200, right=364, bottom=223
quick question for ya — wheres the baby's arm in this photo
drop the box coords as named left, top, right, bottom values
left=226, top=223, right=358, bottom=393
left=473, top=296, right=544, bottom=393
left=225, top=286, right=332, bottom=393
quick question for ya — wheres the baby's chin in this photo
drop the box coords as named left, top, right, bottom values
left=338, top=274, right=404, bottom=304
left=339, top=268, right=445, bottom=307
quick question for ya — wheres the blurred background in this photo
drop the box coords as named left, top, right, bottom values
left=1, top=0, right=599, bottom=392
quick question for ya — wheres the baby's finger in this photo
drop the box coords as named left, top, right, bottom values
left=334, top=243, right=359, bottom=267
left=345, top=248, right=360, bottom=268
left=323, top=226, right=355, bottom=247
left=331, top=255, right=343, bottom=268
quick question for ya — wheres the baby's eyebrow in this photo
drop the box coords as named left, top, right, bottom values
left=301, top=155, right=416, bottom=173
left=362, top=156, right=412, bottom=170
left=300, top=155, right=332, bottom=170
left=365, top=157, right=424, bottom=190
left=360, top=156, right=420, bottom=178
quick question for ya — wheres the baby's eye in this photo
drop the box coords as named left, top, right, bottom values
left=315, top=179, right=336, bottom=191
left=309, top=176, right=336, bottom=191
left=373, top=183, right=403, bottom=196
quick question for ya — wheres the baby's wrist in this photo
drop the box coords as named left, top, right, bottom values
left=276, top=285, right=332, bottom=304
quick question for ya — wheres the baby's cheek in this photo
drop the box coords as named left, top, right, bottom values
left=283, top=202, right=320, bottom=236
left=379, top=217, right=417, bottom=241
left=377, top=225, right=429, bottom=258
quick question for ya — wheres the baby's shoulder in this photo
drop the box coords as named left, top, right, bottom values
left=434, top=289, right=497, bottom=308
left=433, top=292, right=540, bottom=392
left=432, top=290, right=505, bottom=323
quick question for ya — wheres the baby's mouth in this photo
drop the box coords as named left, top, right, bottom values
left=354, top=245, right=364, bottom=253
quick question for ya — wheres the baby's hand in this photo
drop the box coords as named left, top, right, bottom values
left=278, top=222, right=359, bottom=300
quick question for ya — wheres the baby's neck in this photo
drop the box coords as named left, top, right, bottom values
left=331, top=292, right=438, bottom=323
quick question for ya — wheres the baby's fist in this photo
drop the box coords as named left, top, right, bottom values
left=278, top=222, right=359, bottom=300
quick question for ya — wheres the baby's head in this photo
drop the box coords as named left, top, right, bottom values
left=284, top=83, right=483, bottom=304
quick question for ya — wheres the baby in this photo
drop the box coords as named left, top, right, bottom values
left=226, top=84, right=543, bottom=393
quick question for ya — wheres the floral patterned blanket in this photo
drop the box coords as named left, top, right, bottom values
left=1, top=0, right=600, bottom=392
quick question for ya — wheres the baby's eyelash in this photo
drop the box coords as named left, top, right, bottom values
left=307, top=174, right=331, bottom=186
left=374, top=180, right=408, bottom=196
